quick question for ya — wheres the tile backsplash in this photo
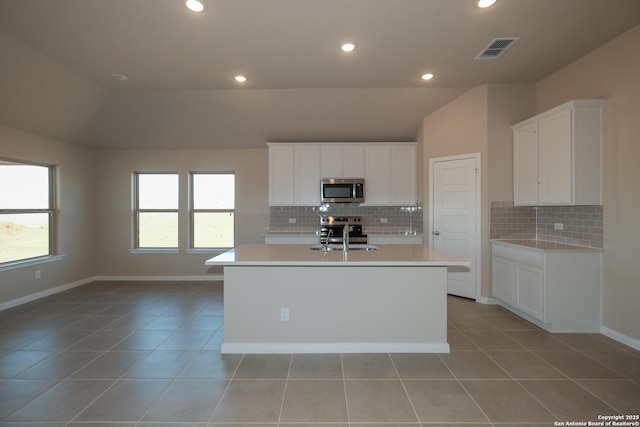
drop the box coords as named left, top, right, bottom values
left=269, top=204, right=423, bottom=235
left=490, top=201, right=603, bottom=248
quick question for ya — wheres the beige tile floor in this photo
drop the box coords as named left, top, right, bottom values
left=0, top=281, right=639, bottom=426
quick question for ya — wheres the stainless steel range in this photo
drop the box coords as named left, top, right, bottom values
left=319, top=216, right=367, bottom=245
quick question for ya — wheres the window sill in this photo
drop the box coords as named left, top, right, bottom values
left=0, top=255, right=65, bottom=272
left=128, top=248, right=230, bottom=255
left=185, top=248, right=230, bottom=255
left=129, top=248, right=180, bottom=254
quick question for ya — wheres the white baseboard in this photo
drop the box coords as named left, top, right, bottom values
left=93, top=275, right=224, bottom=281
left=0, top=276, right=94, bottom=312
left=601, top=326, right=640, bottom=351
left=221, top=342, right=450, bottom=354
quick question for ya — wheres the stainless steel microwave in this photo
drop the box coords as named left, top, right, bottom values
left=321, top=178, right=365, bottom=203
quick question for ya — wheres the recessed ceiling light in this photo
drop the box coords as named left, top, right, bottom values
left=421, top=73, right=435, bottom=81
left=234, top=75, right=247, bottom=83
left=110, top=73, right=128, bottom=82
left=340, top=42, right=357, bottom=53
left=185, top=0, right=206, bottom=12
left=476, top=0, right=497, bottom=8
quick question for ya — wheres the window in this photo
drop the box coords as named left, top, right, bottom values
left=191, top=172, right=235, bottom=248
left=0, top=160, right=54, bottom=264
left=134, top=173, right=179, bottom=248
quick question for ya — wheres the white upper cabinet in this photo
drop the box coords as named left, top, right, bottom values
left=512, top=100, right=605, bottom=206
left=268, top=143, right=320, bottom=206
left=342, top=145, right=366, bottom=178
left=269, top=142, right=416, bottom=206
left=320, top=145, right=343, bottom=178
left=364, top=145, right=391, bottom=205
left=320, top=144, right=365, bottom=178
left=294, top=145, right=321, bottom=205
left=268, top=144, right=295, bottom=205
left=365, top=143, right=416, bottom=205
left=513, top=122, right=539, bottom=205
left=390, top=144, right=417, bottom=205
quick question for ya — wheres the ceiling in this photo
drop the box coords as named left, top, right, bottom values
left=1, top=0, right=640, bottom=148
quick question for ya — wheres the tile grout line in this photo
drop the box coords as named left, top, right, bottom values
left=276, top=354, right=294, bottom=426
left=388, top=353, right=421, bottom=424
left=132, top=346, right=204, bottom=424
left=340, top=353, right=351, bottom=427
left=6, top=334, right=118, bottom=424
left=550, top=338, right=635, bottom=416
left=206, top=353, right=245, bottom=424
left=62, top=297, right=177, bottom=426
left=453, top=317, right=625, bottom=422
left=436, top=352, right=493, bottom=425
left=59, top=287, right=217, bottom=425
left=454, top=324, right=567, bottom=422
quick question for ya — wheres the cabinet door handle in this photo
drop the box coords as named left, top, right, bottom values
left=433, top=231, right=440, bottom=235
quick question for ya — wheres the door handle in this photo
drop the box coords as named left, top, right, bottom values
left=433, top=231, right=440, bottom=235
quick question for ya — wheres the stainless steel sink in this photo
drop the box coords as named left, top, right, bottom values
left=310, top=244, right=378, bottom=251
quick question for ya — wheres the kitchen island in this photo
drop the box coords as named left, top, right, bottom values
left=206, top=244, right=469, bottom=354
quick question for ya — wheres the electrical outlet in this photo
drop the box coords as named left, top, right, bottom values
left=380, top=218, right=388, bottom=223
left=280, top=307, right=290, bottom=321
left=288, top=218, right=297, bottom=223
left=554, top=223, right=564, bottom=230
left=35, top=270, right=41, bottom=280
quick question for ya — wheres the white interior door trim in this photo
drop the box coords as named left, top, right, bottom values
left=429, top=153, right=481, bottom=301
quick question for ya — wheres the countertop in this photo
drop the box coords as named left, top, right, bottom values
left=263, top=231, right=424, bottom=237
left=491, top=239, right=603, bottom=252
left=205, top=244, right=469, bottom=267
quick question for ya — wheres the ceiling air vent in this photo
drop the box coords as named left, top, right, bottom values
left=476, top=37, right=519, bottom=59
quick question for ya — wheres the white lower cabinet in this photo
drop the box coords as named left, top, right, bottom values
left=513, top=262, right=544, bottom=321
left=491, top=255, right=516, bottom=305
left=491, top=241, right=602, bottom=332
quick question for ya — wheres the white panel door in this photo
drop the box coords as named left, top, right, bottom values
left=432, top=157, right=478, bottom=299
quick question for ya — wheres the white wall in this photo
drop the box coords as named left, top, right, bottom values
left=0, top=126, right=96, bottom=305
left=536, top=24, right=640, bottom=342
left=0, top=32, right=105, bottom=145
left=94, top=148, right=269, bottom=278
left=420, top=84, right=535, bottom=298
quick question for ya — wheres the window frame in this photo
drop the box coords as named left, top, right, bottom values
left=189, top=171, right=236, bottom=250
left=133, top=171, right=180, bottom=249
left=0, top=158, right=56, bottom=266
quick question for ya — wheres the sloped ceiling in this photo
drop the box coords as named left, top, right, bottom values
left=1, top=0, right=639, bottom=149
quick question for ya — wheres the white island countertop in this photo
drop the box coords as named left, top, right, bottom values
left=206, top=244, right=470, bottom=267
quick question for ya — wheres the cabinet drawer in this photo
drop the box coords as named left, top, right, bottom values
left=492, top=244, right=543, bottom=267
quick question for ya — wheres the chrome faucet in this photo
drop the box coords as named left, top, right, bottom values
left=343, top=224, right=350, bottom=252
left=323, top=229, right=333, bottom=250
